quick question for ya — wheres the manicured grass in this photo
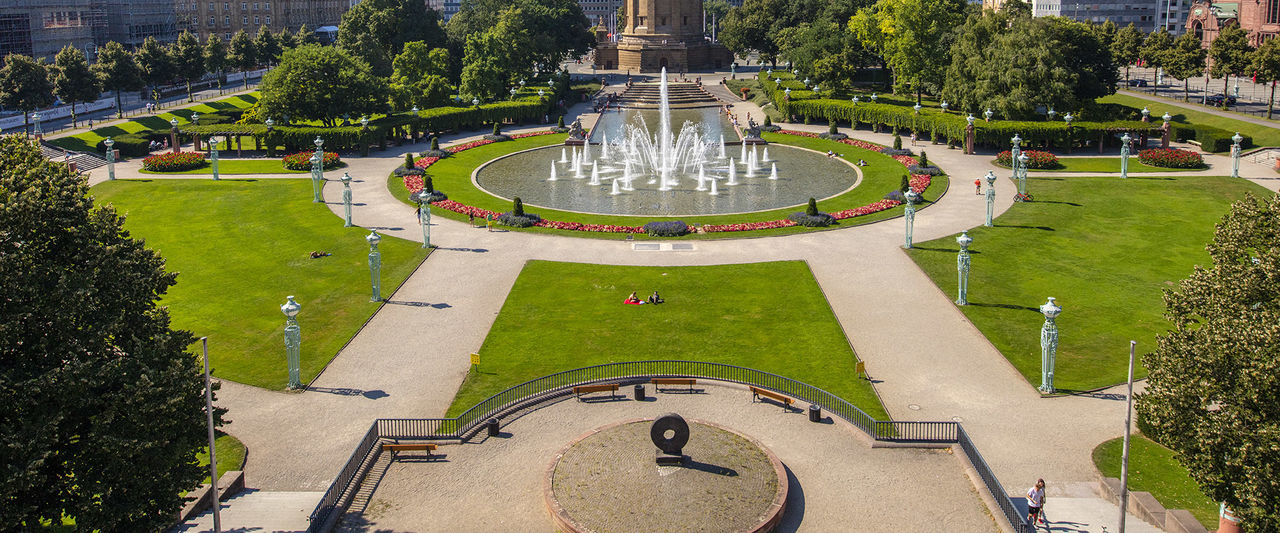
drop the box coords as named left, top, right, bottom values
left=389, top=132, right=947, bottom=239
left=92, top=179, right=430, bottom=389
left=48, top=92, right=260, bottom=154
left=1100, top=93, right=1280, bottom=148
left=907, top=175, right=1270, bottom=390
left=138, top=158, right=316, bottom=175
left=1093, top=435, right=1216, bottom=528
left=995, top=157, right=1202, bottom=173
left=446, top=260, right=888, bottom=421
left=196, top=432, right=247, bottom=485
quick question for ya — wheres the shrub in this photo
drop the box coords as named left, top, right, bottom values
left=764, top=116, right=772, bottom=127
left=893, top=134, right=902, bottom=150
left=142, top=152, right=207, bottom=172
left=787, top=211, right=835, bottom=227
left=900, top=174, right=910, bottom=193
left=404, top=152, right=414, bottom=169
left=907, top=165, right=943, bottom=176
left=431, top=136, right=440, bottom=151
left=1138, top=148, right=1204, bottom=168
left=829, top=122, right=838, bottom=135
left=806, top=197, right=819, bottom=216
left=95, top=133, right=154, bottom=157
left=496, top=209, right=541, bottom=227
left=512, top=197, right=524, bottom=217
left=995, top=150, right=1058, bottom=169
left=919, top=151, right=929, bottom=167
left=282, top=151, right=340, bottom=170
left=642, top=220, right=689, bottom=237
left=492, top=123, right=501, bottom=136
left=1196, top=127, right=1252, bottom=153
left=883, top=190, right=907, bottom=203
left=557, top=115, right=565, bottom=128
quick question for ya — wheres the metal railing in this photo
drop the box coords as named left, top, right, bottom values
left=307, top=361, right=1022, bottom=532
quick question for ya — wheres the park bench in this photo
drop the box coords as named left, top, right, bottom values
left=381, top=442, right=437, bottom=460
left=573, top=383, right=619, bottom=401
left=651, top=378, right=696, bottom=393
left=749, top=386, right=794, bottom=411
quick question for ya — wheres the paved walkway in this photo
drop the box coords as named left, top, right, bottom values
left=1119, top=88, right=1280, bottom=131
left=139, top=94, right=1280, bottom=531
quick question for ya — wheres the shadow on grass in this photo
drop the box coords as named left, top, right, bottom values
left=993, top=224, right=1055, bottom=231
left=1128, top=176, right=1178, bottom=181
left=1034, top=200, right=1084, bottom=206
left=94, top=125, right=130, bottom=137
left=910, top=245, right=986, bottom=254
left=965, top=302, right=1042, bottom=313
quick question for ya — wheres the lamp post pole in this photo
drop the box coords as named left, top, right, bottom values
left=1231, top=132, right=1243, bottom=178
left=1017, top=153, right=1029, bottom=198
left=281, top=296, right=302, bottom=389
left=170, top=117, right=180, bottom=154
left=311, top=137, right=324, bottom=202
left=1010, top=134, right=1022, bottom=200
left=984, top=171, right=996, bottom=227
left=200, top=337, right=221, bottom=533
left=1039, top=297, right=1061, bottom=394
left=104, top=137, right=116, bottom=181
left=1119, top=340, right=1137, bottom=533
left=415, top=188, right=433, bottom=248
left=210, top=137, right=220, bottom=181
left=367, top=230, right=382, bottom=302
left=903, top=190, right=918, bottom=249
left=1120, top=132, right=1131, bottom=179
left=956, top=231, right=972, bottom=305
left=341, top=172, right=353, bottom=227
left=32, top=112, right=42, bottom=139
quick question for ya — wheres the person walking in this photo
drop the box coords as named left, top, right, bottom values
left=1026, top=479, right=1047, bottom=528
left=975, top=178, right=982, bottom=195
left=486, top=213, right=494, bottom=232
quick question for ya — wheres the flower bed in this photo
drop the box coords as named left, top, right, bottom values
left=412, top=131, right=936, bottom=235
left=282, top=151, right=341, bottom=171
left=995, top=150, right=1058, bottom=169
left=142, top=152, right=208, bottom=172
left=1138, top=148, right=1204, bottom=168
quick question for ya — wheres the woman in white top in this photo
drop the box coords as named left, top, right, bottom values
left=1026, top=478, right=1046, bottom=526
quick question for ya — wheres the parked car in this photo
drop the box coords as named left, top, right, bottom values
left=1205, top=94, right=1238, bottom=106
left=1128, top=79, right=1149, bottom=87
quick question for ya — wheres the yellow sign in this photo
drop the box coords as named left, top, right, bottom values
left=470, top=353, right=480, bottom=366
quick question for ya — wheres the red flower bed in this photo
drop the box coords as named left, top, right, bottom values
left=282, top=151, right=341, bottom=170
left=1138, top=148, right=1203, bottom=168
left=535, top=220, right=644, bottom=233
left=447, top=139, right=495, bottom=153
left=142, top=152, right=207, bottom=172
left=510, top=131, right=558, bottom=139
left=995, top=150, right=1058, bottom=169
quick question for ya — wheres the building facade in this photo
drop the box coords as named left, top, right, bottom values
left=0, top=0, right=101, bottom=61
left=594, top=0, right=731, bottom=72
left=176, top=0, right=346, bottom=41
left=1185, top=0, right=1280, bottom=47
left=984, top=0, right=1188, bottom=34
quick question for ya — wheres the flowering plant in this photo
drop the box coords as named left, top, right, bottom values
left=995, top=150, right=1058, bottom=169
left=142, top=152, right=207, bottom=172
left=1137, top=148, right=1203, bottom=168
left=282, top=151, right=341, bottom=170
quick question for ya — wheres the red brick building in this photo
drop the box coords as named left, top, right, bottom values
left=1186, top=0, right=1280, bottom=48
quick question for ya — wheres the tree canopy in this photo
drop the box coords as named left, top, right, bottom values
left=136, top=36, right=174, bottom=103
left=228, top=29, right=258, bottom=83
left=1165, top=31, right=1207, bottom=102
left=1252, top=38, right=1280, bottom=118
left=719, top=0, right=792, bottom=66
left=390, top=42, right=453, bottom=110
left=172, top=31, right=207, bottom=101
left=254, top=26, right=282, bottom=66
left=1209, top=23, right=1253, bottom=99
left=258, top=44, right=387, bottom=126
left=337, top=0, right=447, bottom=76
left=0, top=54, right=55, bottom=135
left=446, top=0, right=592, bottom=72
left=51, top=46, right=101, bottom=127
left=849, top=0, right=970, bottom=103
left=1137, top=192, right=1280, bottom=530
left=1112, top=23, right=1144, bottom=81
left=0, top=135, right=221, bottom=531
left=204, top=34, right=229, bottom=90
left=92, top=41, right=142, bottom=118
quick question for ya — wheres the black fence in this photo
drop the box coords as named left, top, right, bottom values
left=307, top=360, right=1023, bottom=532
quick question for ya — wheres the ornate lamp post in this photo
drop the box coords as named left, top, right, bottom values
left=341, top=172, right=354, bottom=227
left=415, top=188, right=433, bottom=248
left=984, top=170, right=996, bottom=227
left=903, top=190, right=918, bottom=249
left=1016, top=153, right=1029, bottom=198
left=1063, top=113, right=1074, bottom=126
left=191, top=112, right=200, bottom=125
left=984, top=108, right=994, bottom=122
left=1231, top=132, right=1243, bottom=178
left=281, top=295, right=302, bottom=389
left=104, top=137, right=116, bottom=181
left=264, top=117, right=274, bottom=130
left=538, top=89, right=545, bottom=98
left=802, top=77, right=810, bottom=87
left=1120, top=132, right=1131, bottom=179
left=472, top=98, right=480, bottom=107
left=31, top=112, right=42, bottom=138
left=367, top=230, right=382, bottom=302
left=870, top=93, right=877, bottom=102
left=784, top=87, right=792, bottom=100
left=1141, top=107, right=1150, bottom=122
left=1047, top=108, right=1056, bottom=121
left=912, top=103, right=922, bottom=114
left=940, top=101, right=949, bottom=113
left=360, top=115, right=369, bottom=129
left=311, top=136, right=324, bottom=202
left=956, top=231, right=972, bottom=305
left=209, top=137, right=220, bottom=181
left=170, top=117, right=180, bottom=153
left=851, top=96, right=859, bottom=105
left=510, top=87, right=518, bottom=100
left=1038, top=297, right=1061, bottom=394
left=1010, top=134, right=1023, bottom=198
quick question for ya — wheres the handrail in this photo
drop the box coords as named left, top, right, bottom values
left=306, top=360, right=1020, bottom=532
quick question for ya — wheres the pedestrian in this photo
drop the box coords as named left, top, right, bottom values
left=486, top=213, right=493, bottom=232
left=468, top=212, right=476, bottom=227
left=910, top=131, right=918, bottom=146
left=1026, top=479, right=1046, bottom=527
left=975, top=178, right=982, bottom=195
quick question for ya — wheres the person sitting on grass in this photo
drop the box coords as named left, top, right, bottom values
left=309, top=251, right=332, bottom=259
left=624, top=291, right=645, bottom=305
left=648, top=291, right=664, bottom=304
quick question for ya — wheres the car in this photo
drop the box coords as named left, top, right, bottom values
left=1128, top=79, right=1149, bottom=87
left=1205, top=94, right=1238, bottom=106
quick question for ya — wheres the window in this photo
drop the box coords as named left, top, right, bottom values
left=265, top=1, right=270, bottom=8
left=637, top=16, right=645, bottom=25
left=242, top=15, right=247, bottom=24
left=241, top=3, right=247, bottom=11
left=253, top=2, right=258, bottom=9
left=265, top=15, right=270, bottom=25
left=224, top=32, right=230, bottom=39
left=1192, top=19, right=1203, bottom=40
left=223, top=15, right=229, bottom=25
left=253, top=15, right=259, bottom=24
left=209, top=2, right=215, bottom=10
left=209, top=15, right=215, bottom=26
left=1270, top=0, right=1279, bottom=24
left=660, top=16, right=666, bottom=25
left=682, top=16, right=687, bottom=26
left=223, top=2, right=228, bottom=11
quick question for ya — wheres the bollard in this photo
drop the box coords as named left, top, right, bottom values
left=634, top=384, right=646, bottom=401
left=487, top=418, right=500, bottom=437
left=808, top=404, right=822, bottom=423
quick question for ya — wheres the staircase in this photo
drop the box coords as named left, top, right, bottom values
left=615, top=82, right=722, bottom=109
left=167, top=489, right=322, bottom=533
left=39, top=140, right=108, bottom=172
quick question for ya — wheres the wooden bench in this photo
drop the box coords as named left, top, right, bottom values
left=651, top=378, right=696, bottom=392
left=749, top=386, right=794, bottom=410
left=381, top=442, right=437, bottom=460
left=573, top=383, right=619, bottom=401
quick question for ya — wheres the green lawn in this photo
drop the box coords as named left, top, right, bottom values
left=907, top=175, right=1270, bottom=390
left=390, top=132, right=948, bottom=239
left=92, top=179, right=430, bottom=389
left=196, top=433, right=246, bottom=485
left=994, top=157, right=1202, bottom=173
left=49, top=93, right=259, bottom=154
left=1094, top=435, right=1217, bottom=528
left=1100, top=93, right=1280, bottom=148
left=446, top=260, right=888, bottom=421
left=138, top=159, right=314, bottom=175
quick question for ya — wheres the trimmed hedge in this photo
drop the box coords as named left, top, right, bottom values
left=1171, top=125, right=1252, bottom=152
left=95, top=133, right=155, bottom=157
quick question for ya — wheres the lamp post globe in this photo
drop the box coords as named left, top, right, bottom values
left=472, top=98, right=480, bottom=107
left=913, top=103, right=922, bottom=114
left=852, top=96, right=859, bottom=105
left=870, top=93, right=877, bottom=102
left=966, top=114, right=975, bottom=126
left=510, top=87, right=518, bottom=98
left=940, top=101, right=948, bottom=112
left=360, top=115, right=369, bottom=129
left=1011, top=133, right=1021, bottom=147
left=1141, top=107, right=1150, bottom=120
left=264, top=117, right=274, bottom=130
left=170, top=117, right=179, bottom=128
left=314, top=136, right=324, bottom=149
left=1064, top=113, right=1074, bottom=126
left=1047, top=108, right=1055, bottom=120
left=984, top=108, right=994, bottom=121
left=1161, top=112, right=1171, bottom=125
left=31, top=112, right=41, bottom=136
left=812, top=85, right=820, bottom=93
left=411, top=106, right=419, bottom=114
left=191, top=112, right=200, bottom=124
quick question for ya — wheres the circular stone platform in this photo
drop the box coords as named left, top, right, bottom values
left=545, top=418, right=788, bottom=533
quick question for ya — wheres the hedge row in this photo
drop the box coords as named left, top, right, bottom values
left=1171, top=125, right=1254, bottom=153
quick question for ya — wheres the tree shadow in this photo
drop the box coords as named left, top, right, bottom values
left=993, top=224, right=1055, bottom=231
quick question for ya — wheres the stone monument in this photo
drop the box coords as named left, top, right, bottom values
left=651, top=412, right=690, bottom=465
left=593, top=0, right=733, bottom=72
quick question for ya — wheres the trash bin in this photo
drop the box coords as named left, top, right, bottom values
left=487, top=418, right=500, bottom=437
left=808, top=404, right=822, bottom=423
left=634, top=384, right=646, bottom=401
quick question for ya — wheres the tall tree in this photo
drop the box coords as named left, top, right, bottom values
left=92, top=41, right=143, bottom=119
left=135, top=36, right=174, bottom=107
left=204, top=34, right=228, bottom=93
left=1140, top=28, right=1173, bottom=96
left=850, top=0, right=969, bottom=104
left=1209, top=24, right=1253, bottom=106
left=51, top=46, right=101, bottom=128
left=257, top=44, right=386, bottom=126
left=0, top=135, right=222, bottom=531
left=172, top=30, right=207, bottom=102
left=1252, top=37, right=1280, bottom=119
left=719, top=0, right=791, bottom=67
left=338, top=0, right=447, bottom=76
left=704, top=0, right=732, bottom=38
left=1137, top=192, right=1280, bottom=531
left=254, top=25, right=282, bottom=66
left=227, top=29, right=258, bottom=89
left=0, top=54, right=56, bottom=137
left=294, top=24, right=318, bottom=46
left=1112, top=23, right=1144, bottom=83
left=276, top=27, right=296, bottom=51
left=459, top=9, right=532, bottom=102
left=1164, top=31, right=1207, bottom=102
left=390, top=42, right=453, bottom=109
